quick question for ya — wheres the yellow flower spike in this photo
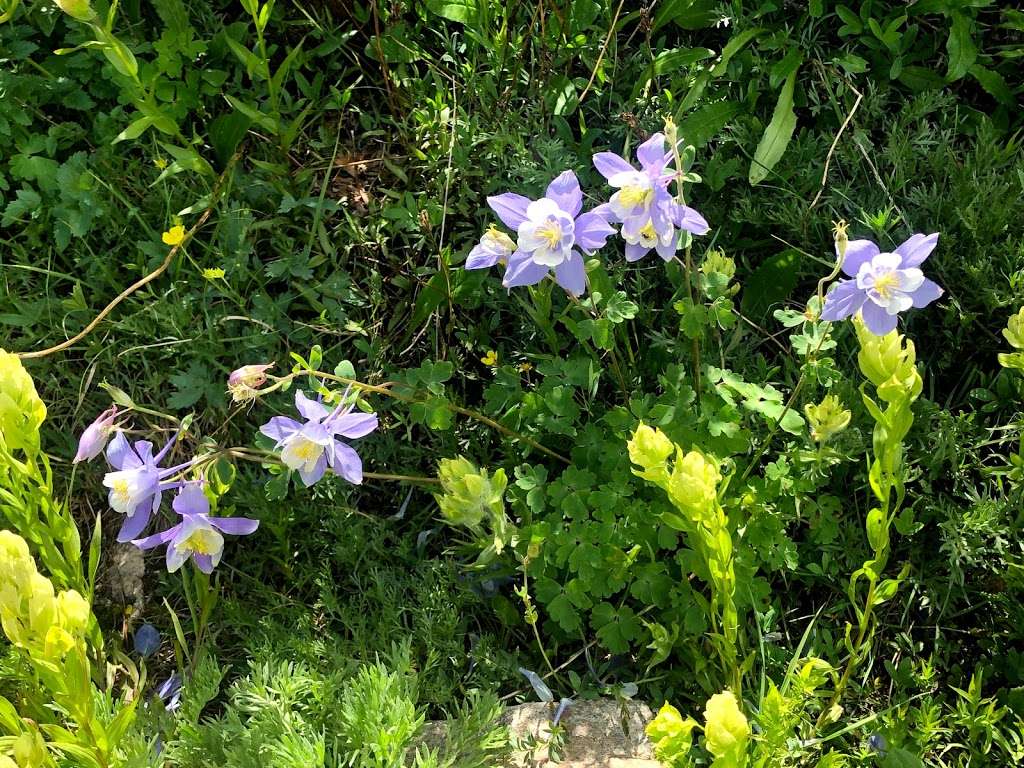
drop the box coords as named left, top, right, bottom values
left=56, top=590, right=89, bottom=636
left=0, top=350, right=48, bottom=455
left=703, top=691, right=749, bottom=760
left=804, top=395, right=852, bottom=443
left=480, top=350, right=498, bottom=367
left=161, top=225, right=186, bottom=247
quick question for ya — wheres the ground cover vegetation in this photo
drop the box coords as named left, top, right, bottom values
left=1, top=0, right=1023, bottom=765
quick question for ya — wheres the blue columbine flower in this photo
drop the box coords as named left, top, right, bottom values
left=592, top=132, right=709, bottom=262
left=467, top=170, right=615, bottom=296
left=132, top=482, right=258, bottom=574
left=103, top=431, right=193, bottom=542
left=259, top=389, right=378, bottom=486
left=820, top=233, right=943, bottom=335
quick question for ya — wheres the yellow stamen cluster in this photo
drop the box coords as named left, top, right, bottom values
left=535, top=221, right=562, bottom=249
left=619, top=185, right=653, bottom=209
left=872, top=271, right=899, bottom=299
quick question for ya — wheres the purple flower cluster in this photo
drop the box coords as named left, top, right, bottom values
left=465, top=132, right=709, bottom=296
left=76, top=411, right=259, bottom=573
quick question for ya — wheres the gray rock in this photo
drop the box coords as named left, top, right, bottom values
left=417, top=698, right=658, bottom=767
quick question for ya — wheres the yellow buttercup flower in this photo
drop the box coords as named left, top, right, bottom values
left=153, top=157, right=169, bottom=170
left=162, top=225, right=186, bottom=246
left=517, top=361, right=533, bottom=372
left=480, top=350, right=498, bottom=367
left=202, top=267, right=226, bottom=280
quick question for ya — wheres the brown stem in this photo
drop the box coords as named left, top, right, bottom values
left=17, top=152, right=241, bottom=360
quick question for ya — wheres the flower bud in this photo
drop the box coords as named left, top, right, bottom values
left=804, top=395, right=851, bottom=443
left=832, top=219, right=849, bottom=261
left=227, top=363, right=274, bottom=403
left=435, top=456, right=507, bottom=529
left=73, top=405, right=118, bottom=463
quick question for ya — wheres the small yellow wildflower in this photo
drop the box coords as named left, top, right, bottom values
left=162, top=225, right=186, bottom=247
left=202, top=267, right=226, bottom=280
left=517, top=361, right=533, bottom=373
left=480, top=350, right=498, bottom=367
left=153, top=157, right=169, bottom=170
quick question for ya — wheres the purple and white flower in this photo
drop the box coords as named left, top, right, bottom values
left=132, top=483, right=259, bottom=574
left=259, top=389, right=378, bottom=487
left=467, top=170, right=615, bottom=296
left=102, top=431, right=193, bottom=542
left=820, top=233, right=944, bottom=335
left=73, top=405, right=119, bottom=464
left=592, top=132, right=709, bottom=262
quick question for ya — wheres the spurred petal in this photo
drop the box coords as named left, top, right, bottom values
left=636, top=132, right=667, bottom=170
left=106, top=431, right=132, bottom=470
left=487, top=193, right=532, bottom=229
left=209, top=516, right=260, bottom=536
left=295, top=390, right=330, bottom=422
left=593, top=151, right=634, bottom=180
left=545, top=171, right=583, bottom=218
left=895, top=232, right=939, bottom=268
left=132, top=526, right=180, bottom=550
left=297, top=454, right=328, bottom=487
left=674, top=204, right=709, bottom=235
left=503, top=253, right=549, bottom=288
left=574, top=211, right=615, bottom=253
left=655, top=235, right=676, bottom=262
left=466, top=243, right=502, bottom=270
left=166, top=544, right=189, bottom=573
left=554, top=252, right=587, bottom=296
left=840, top=239, right=880, bottom=277
left=331, top=411, right=378, bottom=439
left=860, top=302, right=899, bottom=335
left=625, top=242, right=649, bottom=262
left=330, top=441, right=363, bottom=484
left=909, top=277, right=943, bottom=308
left=172, top=483, right=209, bottom=517
left=117, top=508, right=153, bottom=543
left=820, top=279, right=867, bottom=321
left=259, top=416, right=302, bottom=444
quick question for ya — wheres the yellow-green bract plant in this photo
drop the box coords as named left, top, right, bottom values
left=0, top=530, right=137, bottom=768
left=627, top=424, right=741, bottom=691
left=434, top=456, right=514, bottom=562
left=0, top=351, right=84, bottom=593
left=825, top=318, right=923, bottom=720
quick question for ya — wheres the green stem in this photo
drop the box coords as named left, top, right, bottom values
left=260, top=371, right=571, bottom=465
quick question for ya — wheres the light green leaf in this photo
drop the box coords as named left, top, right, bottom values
left=424, top=0, right=478, bottom=24
left=749, top=67, right=798, bottom=185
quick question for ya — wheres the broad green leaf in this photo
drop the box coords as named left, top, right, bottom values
left=712, top=26, right=766, bottom=76
left=677, top=101, right=742, bottom=147
left=749, top=67, right=798, bottom=185
left=424, top=0, right=478, bottom=24
left=945, top=13, right=977, bottom=81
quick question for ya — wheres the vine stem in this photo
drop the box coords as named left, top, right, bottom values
left=739, top=239, right=846, bottom=484
left=259, top=371, right=572, bottom=465
left=17, top=152, right=241, bottom=360
left=191, top=447, right=441, bottom=486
